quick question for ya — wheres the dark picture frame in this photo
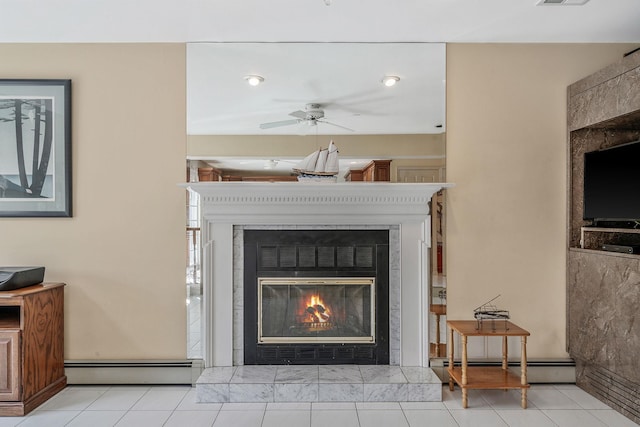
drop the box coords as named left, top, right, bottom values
left=0, top=79, right=71, bottom=217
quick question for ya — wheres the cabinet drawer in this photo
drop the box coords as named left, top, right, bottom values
left=0, top=330, right=21, bottom=401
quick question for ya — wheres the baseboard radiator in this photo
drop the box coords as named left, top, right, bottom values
left=434, top=358, right=576, bottom=384
left=65, top=359, right=575, bottom=387
left=578, top=362, right=640, bottom=425
left=64, top=360, right=205, bottom=386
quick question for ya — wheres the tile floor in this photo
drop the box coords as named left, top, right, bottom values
left=0, top=384, right=637, bottom=427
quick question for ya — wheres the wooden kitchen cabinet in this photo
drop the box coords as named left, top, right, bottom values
left=345, top=160, right=391, bottom=182
left=0, top=283, right=66, bottom=416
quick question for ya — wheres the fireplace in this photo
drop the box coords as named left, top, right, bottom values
left=183, top=182, right=452, bottom=368
left=258, top=277, right=375, bottom=344
left=244, top=229, right=389, bottom=365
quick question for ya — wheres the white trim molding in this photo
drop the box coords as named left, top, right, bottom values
left=182, top=182, right=453, bottom=368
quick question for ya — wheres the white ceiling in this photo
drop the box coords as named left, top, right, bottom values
left=0, top=0, right=638, bottom=43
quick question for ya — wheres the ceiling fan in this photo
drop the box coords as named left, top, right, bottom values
left=259, top=103, right=355, bottom=132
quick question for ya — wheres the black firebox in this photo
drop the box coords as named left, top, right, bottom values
left=244, top=229, right=389, bottom=365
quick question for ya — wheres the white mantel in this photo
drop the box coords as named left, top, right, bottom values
left=184, top=182, right=453, bottom=368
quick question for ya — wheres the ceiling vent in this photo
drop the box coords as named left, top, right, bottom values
left=537, top=0, right=590, bottom=5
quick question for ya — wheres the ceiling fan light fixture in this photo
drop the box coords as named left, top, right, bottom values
left=244, top=75, right=264, bottom=86
left=382, top=76, right=400, bottom=87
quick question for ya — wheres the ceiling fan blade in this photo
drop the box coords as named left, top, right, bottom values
left=289, top=110, right=307, bottom=119
left=317, top=119, right=355, bottom=132
left=259, top=119, right=300, bottom=129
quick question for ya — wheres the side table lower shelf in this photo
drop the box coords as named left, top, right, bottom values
left=448, top=367, right=529, bottom=390
left=448, top=366, right=530, bottom=409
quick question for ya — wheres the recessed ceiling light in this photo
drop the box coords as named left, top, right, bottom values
left=381, top=76, right=400, bottom=87
left=244, top=75, right=264, bottom=86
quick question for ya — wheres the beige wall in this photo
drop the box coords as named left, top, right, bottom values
left=0, top=42, right=634, bottom=362
left=188, top=134, right=445, bottom=159
left=446, top=43, right=636, bottom=358
left=0, top=44, right=187, bottom=359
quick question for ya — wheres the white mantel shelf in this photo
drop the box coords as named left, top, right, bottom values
left=183, top=181, right=454, bottom=368
left=183, top=181, right=454, bottom=220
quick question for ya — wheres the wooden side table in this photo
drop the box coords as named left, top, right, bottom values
left=447, top=320, right=530, bottom=409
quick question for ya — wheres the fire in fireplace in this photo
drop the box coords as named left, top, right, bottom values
left=258, top=278, right=375, bottom=344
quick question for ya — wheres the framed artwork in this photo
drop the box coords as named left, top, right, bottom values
left=0, top=79, right=71, bottom=217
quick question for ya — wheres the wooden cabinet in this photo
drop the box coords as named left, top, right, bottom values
left=345, top=160, right=391, bottom=182
left=198, top=167, right=297, bottom=182
left=0, top=283, right=66, bottom=416
left=197, top=167, right=222, bottom=182
left=0, top=330, right=20, bottom=401
left=344, top=169, right=364, bottom=181
left=237, top=176, right=298, bottom=182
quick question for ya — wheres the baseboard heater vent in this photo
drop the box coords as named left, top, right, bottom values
left=442, top=359, right=576, bottom=368
left=435, top=359, right=576, bottom=384
left=581, top=364, right=640, bottom=425
left=64, top=360, right=205, bottom=386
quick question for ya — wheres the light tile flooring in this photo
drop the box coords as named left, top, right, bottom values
left=1, top=384, right=637, bottom=427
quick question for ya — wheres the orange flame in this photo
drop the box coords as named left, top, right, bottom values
left=304, top=294, right=331, bottom=323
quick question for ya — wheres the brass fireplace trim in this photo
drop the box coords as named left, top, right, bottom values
left=258, top=277, right=376, bottom=344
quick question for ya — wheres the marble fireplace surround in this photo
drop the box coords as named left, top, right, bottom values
left=185, top=182, right=452, bottom=368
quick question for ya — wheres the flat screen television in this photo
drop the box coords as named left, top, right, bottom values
left=583, top=140, right=640, bottom=226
